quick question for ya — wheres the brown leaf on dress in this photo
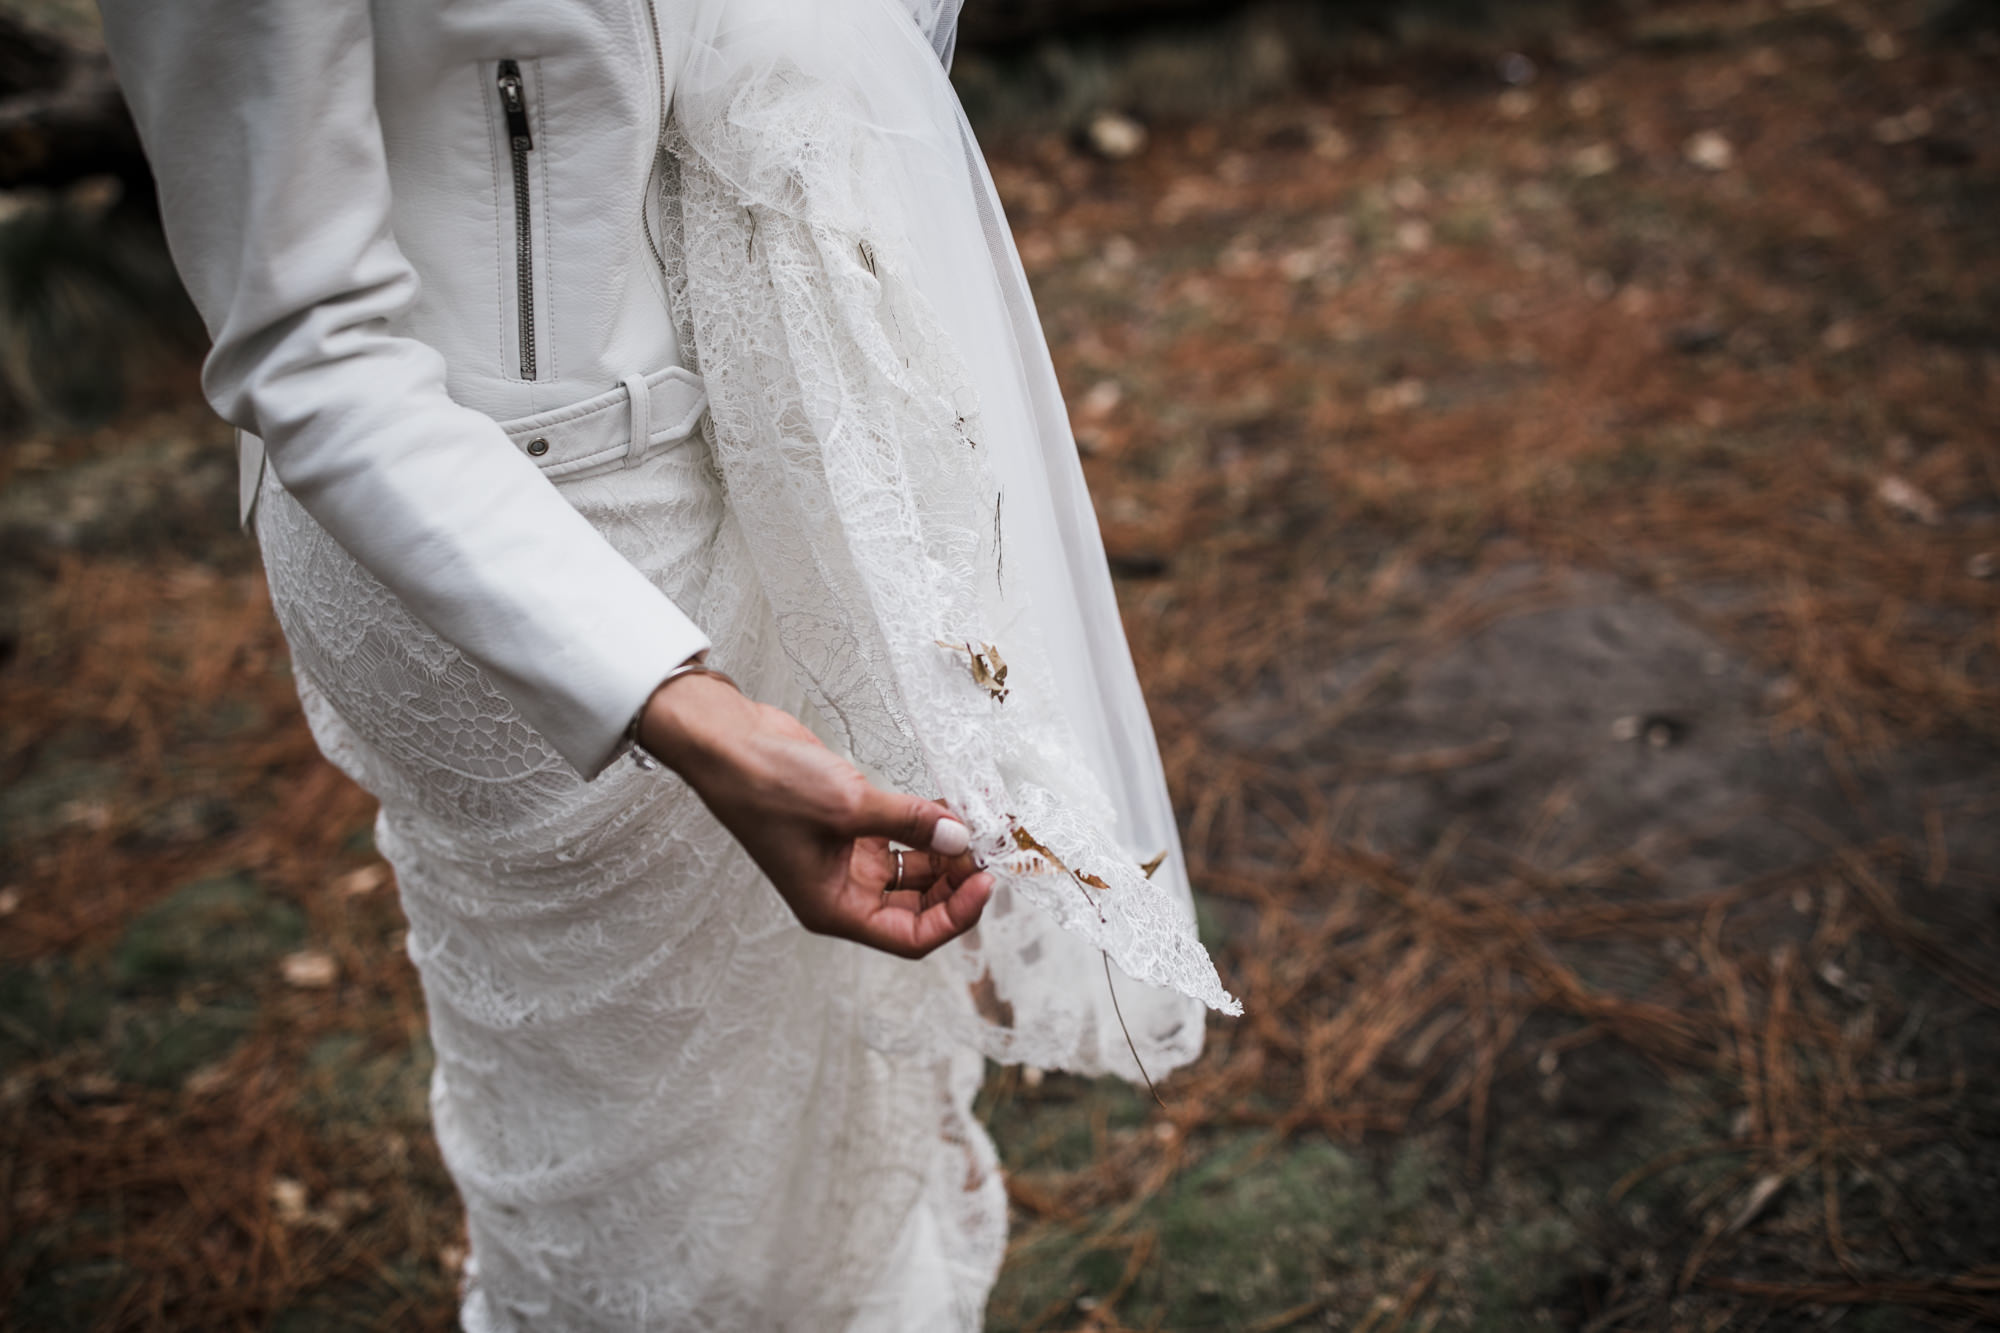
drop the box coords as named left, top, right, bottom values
left=1008, top=824, right=1113, bottom=923
left=936, top=639, right=1010, bottom=703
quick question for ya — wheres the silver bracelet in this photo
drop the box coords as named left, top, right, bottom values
left=626, top=657, right=741, bottom=772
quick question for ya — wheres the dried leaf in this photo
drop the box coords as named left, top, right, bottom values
left=1875, top=475, right=1941, bottom=525
left=1009, top=824, right=1055, bottom=860
left=1009, top=823, right=1111, bottom=923
left=1086, top=110, right=1147, bottom=160
left=280, top=950, right=338, bottom=989
left=935, top=639, right=1010, bottom=703
left=332, top=864, right=389, bottom=897
left=1139, top=851, right=1167, bottom=878
left=270, top=1177, right=309, bottom=1225
left=1684, top=130, right=1734, bottom=171
left=1724, top=1173, right=1789, bottom=1236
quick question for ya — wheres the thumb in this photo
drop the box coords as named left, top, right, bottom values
left=845, top=786, right=971, bottom=856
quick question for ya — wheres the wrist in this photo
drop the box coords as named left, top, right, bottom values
left=634, top=667, right=745, bottom=774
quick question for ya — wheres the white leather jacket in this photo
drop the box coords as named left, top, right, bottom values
left=99, top=0, right=714, bottom=779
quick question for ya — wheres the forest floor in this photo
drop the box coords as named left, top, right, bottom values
left=2, top=1, right=1997, bottom=1329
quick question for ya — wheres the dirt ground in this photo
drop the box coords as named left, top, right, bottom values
left=2, top=1, right=1997, bottom=1329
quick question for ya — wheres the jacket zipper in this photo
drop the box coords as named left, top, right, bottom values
left=640, top=0, right=665, bottom=118
left=496, top=59, right=538, bottom=380
left=637, top=1, right=671, bottom=284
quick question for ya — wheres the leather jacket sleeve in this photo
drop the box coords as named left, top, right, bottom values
left=98, top=0, right=710, bottom=780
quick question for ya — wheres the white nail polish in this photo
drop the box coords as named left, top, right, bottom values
left=930, top=818, right=970, bottom=856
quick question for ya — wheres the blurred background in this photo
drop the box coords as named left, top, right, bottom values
left=1, top=0, right=1996, bottom=1327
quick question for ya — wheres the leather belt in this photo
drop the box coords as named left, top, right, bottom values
left=498, top=366, right=708, bottom=480
left=237, top=366, right=710, bottom=528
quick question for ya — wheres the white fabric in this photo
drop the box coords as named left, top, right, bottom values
left=109, top=0, right=1237, bottom=1325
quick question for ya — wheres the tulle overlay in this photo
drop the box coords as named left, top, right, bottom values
left=668, top=0, right=1237, bottom=1028
left=255, top=0, right=1233, bottom=1325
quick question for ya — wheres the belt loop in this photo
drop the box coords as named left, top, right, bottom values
left=622, top=373, right=651, bottom=468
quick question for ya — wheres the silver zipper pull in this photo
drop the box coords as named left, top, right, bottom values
left=497, top=60, right=533, bottom=151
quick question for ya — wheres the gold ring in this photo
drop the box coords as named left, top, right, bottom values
left=891, top=849, right=905, bottom=894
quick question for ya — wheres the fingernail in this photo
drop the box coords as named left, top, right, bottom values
left=931, top=818, right=970, bottom=856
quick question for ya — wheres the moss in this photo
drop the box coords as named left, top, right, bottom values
left=5, top=1210, right=129, bottom=1331
left=0, top=876, right=303, bottom=1088
left=0, top=962, right=56, bottom=1069
left=111, top=1002, right=257, bottom=1087
left=0, top=747, right=119, bottom=847
left=112, top=873, right=304, bottom=993
left=1472, top=1213, right=1584, bottom=1316
left=300, top=1031, right=434, bottom=1131
left=991, top=1129, right=1383, bottom=1330
left=1386, top=1137, right=1445, bottom=1218
left=0, top=956, right=113, bottom=1073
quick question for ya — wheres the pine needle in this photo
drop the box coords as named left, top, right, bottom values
left=1106, top=951, right=1165, bottom=1109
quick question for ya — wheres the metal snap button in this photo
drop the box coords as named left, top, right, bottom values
left=526, top=437, right=550, bottom=457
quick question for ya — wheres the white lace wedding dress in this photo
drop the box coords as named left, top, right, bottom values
left=256, top=1, right=1237, bottom=1327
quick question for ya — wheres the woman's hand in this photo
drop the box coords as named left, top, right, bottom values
left=637, top=672, right=991, bottom=959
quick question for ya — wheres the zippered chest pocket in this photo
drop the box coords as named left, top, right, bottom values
left=495, top=59, right=542, bottom=381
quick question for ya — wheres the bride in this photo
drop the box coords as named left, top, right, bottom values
left=100, top=0, right=1238, bottom=1326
